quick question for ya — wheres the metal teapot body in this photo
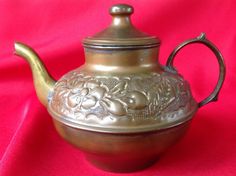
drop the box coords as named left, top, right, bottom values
left=14, top=4, right=225, bottom=173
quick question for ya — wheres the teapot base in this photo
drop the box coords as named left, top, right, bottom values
left=52, top=118, right=192, bottom=173
left=86, top=154, right=158, bottom=173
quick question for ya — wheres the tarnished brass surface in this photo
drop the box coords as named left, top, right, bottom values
left=14, top=42, right=55, bottom=107
left=83, top=4, right=159, bottom=48
left=53, top=118, right=191, bottom=172
left=14, top=3, right=226, bottom=173
left=84, top=48, right=161, bottom=73
left=166, top=33, right=226, bottom=107
left=48, top=69, right=197, bottom=133
left=47, top=4, right=199, bottom=133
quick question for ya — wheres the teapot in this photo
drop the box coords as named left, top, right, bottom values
left=14, top=4, right=225, bottom=173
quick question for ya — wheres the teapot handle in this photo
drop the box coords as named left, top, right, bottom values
left=166, top=33, right=226, bottom=108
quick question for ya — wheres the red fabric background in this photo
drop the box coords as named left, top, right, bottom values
left=0, top=0, right=236, bottom=175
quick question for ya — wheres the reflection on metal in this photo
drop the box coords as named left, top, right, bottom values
left=14, top=3, right=225, bottom=173
left=49, top=70, right=197, bottom=133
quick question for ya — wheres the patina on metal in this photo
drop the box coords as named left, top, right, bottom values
left=83, top=4, right=159, bottom=48
left=166, top=33, right=226, bottom=107
left=14, top=4, right=226, bottom=173
left=14, top=42, right=55, bottom=106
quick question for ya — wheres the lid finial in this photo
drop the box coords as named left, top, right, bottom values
left=83, top=4, right=159, bottom=49
left=109, top=4, right=134, bottom=16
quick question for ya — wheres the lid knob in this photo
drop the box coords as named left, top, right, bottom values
left=109, top=4, right=134, bottom=16
left=83, top=4, right=160, bottom=49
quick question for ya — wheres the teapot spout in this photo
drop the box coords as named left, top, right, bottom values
left=14, top=42, right=56, bottom=107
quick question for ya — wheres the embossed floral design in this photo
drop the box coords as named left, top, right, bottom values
left=67, top=80, right=105, bottom=109
left=57, top=76, right=149, bottom=117
left=49, top=70, right=196, bottom=123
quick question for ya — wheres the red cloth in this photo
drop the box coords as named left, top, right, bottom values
left=0, top=0, right=235, bottom=175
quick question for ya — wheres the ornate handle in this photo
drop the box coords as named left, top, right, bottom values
left=166, top=33, right=226, bottom=108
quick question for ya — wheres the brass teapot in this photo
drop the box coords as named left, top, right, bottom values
left=14, top=4, right=225, bottom=173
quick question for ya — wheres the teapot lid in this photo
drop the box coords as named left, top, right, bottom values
left=83, top=4, right=160, bottom=49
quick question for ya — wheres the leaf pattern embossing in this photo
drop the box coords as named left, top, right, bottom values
left=49, top=69, right=196, bottom=124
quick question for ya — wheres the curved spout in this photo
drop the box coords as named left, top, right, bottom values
left=14, top=42, right=56, bottom=107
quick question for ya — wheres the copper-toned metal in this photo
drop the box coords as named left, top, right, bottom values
left=48, top=70, right=197, bottom=133
left=53, top=118, right=191, bottom=173
left=14, top=4, right=226, bottom=173
left=166, top=33, right=226, bottom=107
left=14, top=42, right=55, bottom=107
left=83, top=4, right=160, bottom=49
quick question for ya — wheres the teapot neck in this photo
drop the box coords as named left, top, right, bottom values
left=83, top=47, right=162, bottom=74
left=111, top=16, right=133, bottom=27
